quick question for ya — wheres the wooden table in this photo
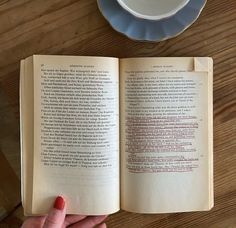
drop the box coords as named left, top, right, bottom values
left=0, top=0, right=235, bottom=227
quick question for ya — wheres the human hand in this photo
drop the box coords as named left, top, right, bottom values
left=21, top=196, right=108, bottom=228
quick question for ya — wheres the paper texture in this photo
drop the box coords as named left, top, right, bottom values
left=20, top=57, right=34, bottom=215
left=120, top=57, right=213, bottom=213
left=31, top=55, right=120, bottom=215
left=20, top=56, right=213, bottom=215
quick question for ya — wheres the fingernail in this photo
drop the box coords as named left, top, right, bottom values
left=53, top=196, right=65, bottom=210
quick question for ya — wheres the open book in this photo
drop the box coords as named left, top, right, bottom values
left=20, top=55, right=213, bottom=215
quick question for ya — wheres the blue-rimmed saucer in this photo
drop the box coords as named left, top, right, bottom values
left=97, top=0, right=207, bottom=42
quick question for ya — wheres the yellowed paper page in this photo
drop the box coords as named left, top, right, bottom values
left=20, top=57, right=34, bottom=215
left=120, top=57, right=213, bottom=213
left=194, top=57, right=214, bottom=209
left=32, top=55, right=120, bottom=215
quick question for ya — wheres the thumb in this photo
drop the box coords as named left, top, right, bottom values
left=43, top=196, right=66, bottom=228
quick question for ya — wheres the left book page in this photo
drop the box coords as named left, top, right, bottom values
left=20, top=57, right=34, bottom=215
left=21, top=55, right=120, bottom=215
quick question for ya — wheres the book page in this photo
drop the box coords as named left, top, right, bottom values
left=20, top=57, right=34, bottom=215
left=32, top=55, right=119, bottom=215
left=120, top=57, right=213, bottom=213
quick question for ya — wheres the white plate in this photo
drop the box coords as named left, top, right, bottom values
left=117, top=0, right=190, bottom=20
left=97, top=0, right=207, bottom=42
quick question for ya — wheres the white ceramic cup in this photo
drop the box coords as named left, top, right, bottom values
left=117, top=0, right=190, bottom=20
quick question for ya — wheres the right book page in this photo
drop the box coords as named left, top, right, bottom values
left=120, top=57, right=213, bottom=213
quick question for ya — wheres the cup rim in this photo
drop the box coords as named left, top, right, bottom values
left=117, top=0, right=190, bottom=20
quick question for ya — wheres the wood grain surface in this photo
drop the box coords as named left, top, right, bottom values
left=0, top=0, right=236, bottom=227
